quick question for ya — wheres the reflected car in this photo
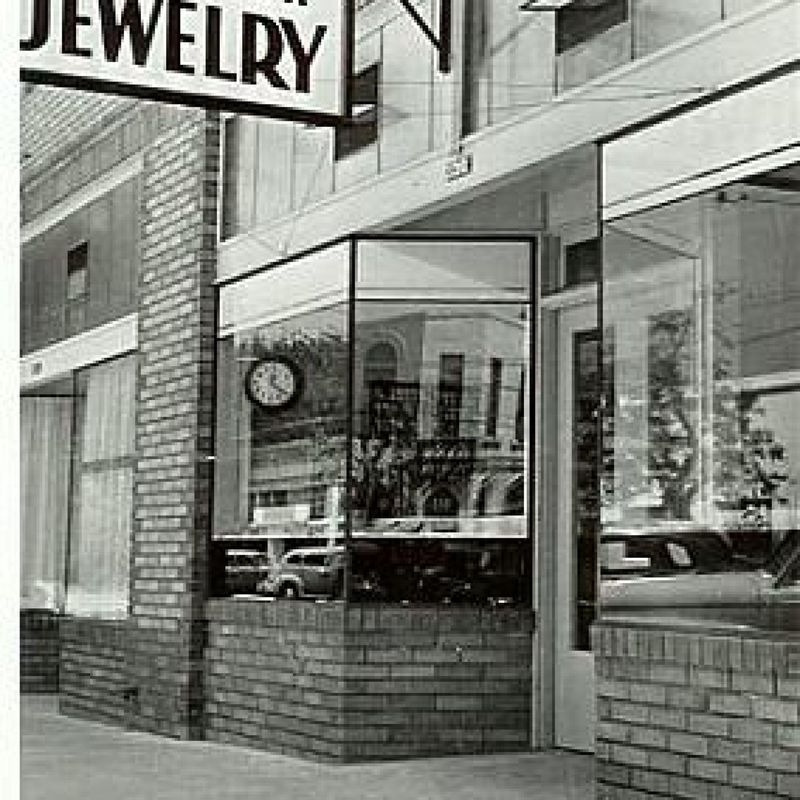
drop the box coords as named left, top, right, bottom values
left=224, top=548, right=272, bottom=595
left=256, top=546, right=345, bottom=599
left=600, top=527, right=800, bottom=613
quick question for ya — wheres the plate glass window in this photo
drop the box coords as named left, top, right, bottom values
left=213, top=237, right=534, bottom=606
left=600, top=163, right=800, bottom=627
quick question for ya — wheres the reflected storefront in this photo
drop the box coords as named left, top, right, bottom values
left=213, top=236, right=534, bottom=607
left=600, top=163, right=800, bottom=626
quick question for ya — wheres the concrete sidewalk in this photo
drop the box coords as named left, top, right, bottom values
left=21, top=695, right=594, bottom=800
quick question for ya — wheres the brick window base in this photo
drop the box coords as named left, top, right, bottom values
left=593, top=620, right=800, bottom=800
left=205, top=601, right=534, bottom=762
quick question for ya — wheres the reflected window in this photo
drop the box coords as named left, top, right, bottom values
left=364, top=341, right=398, bottom=387
left=515, top=368, right=526, bottom=444
left=437, top=354, right=464, bottom=439
left=486, top=358, right=503, bottom=438
left=504, top=477, right=525, bottom=516
left=351, top=299, right=528, bottom=539
left=213, top=301, right=349, bottom=588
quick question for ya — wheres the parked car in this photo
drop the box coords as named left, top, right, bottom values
left=600, top=526, right=800, bottom=615
left=256, top=546, right=345, bottom=599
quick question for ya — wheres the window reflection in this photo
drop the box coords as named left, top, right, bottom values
left=601, top=164, right=800, bottom=624
left=213, top=238, right=533, bottom=606
left=352, top=302, right=528, bottom=538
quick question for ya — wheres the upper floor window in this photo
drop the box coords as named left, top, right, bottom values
left=556, top=0, right=628, bottom=54
left=66, top=241, right=89, bottom=334
left=335, top=64, right=380, bottom=161
left=66, top=241, right=88, bottom=300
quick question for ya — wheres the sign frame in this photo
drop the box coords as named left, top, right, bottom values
left=20, top=0, right=355, bottom=126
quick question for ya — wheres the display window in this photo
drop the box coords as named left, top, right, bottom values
left=212, top=236, right=535, bottom=606
left=600, top=163, right=800, bottom=626
left=66, top=354, right=136, bottom=618
left=21, top=377, right=73, bottom=612
left=20, top=353, right=136, bottom=619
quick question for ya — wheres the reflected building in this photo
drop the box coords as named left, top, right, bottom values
left=222, top=305, right=527, bottom=542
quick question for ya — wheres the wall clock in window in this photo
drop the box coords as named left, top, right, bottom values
left=245, top=356, right=303, bottom=411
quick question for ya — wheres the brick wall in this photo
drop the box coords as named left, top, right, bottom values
left=205, top=600, right=347, bottom=760
left=59, top=617, right=128, bottom=725
left=20, top=610, right=60, bottom=693
left=42, top=104, right=219, bottom=740
left=205, top=600, right=533, bottom=762
left=594, top=620, right=800, bottom=800
left=342, top=604, right=533, bottom=760
left=127, top=110, right=219, bottom=739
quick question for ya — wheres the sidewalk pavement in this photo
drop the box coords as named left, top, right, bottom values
left=21, top=695, right=594, bottom=800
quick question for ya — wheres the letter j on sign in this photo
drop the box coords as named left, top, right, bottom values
left=20, top=0, right=350, bottom=124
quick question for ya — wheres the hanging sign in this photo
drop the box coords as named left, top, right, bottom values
left=20, top=0, right=351, bottom=124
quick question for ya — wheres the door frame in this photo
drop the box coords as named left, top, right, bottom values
left=535, top=283, right=599, bottom=751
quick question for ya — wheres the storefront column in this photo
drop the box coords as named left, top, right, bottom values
left=128, top=112, right=219, bottom=738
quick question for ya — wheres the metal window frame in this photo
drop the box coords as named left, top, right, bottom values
left=213, top=231, right=537, bottom=607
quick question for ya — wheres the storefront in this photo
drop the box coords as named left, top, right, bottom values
left=205, top=234, right=537, bottom=757
left=18, top=2, right=797, bottom=778
left=208, top=134, right=605, bottom=756
left=594, top=71, right=799, bottom=798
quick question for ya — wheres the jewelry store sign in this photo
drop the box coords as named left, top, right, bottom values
left=20, top=0, right=350, bottom=123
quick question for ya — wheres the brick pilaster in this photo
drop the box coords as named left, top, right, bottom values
left=128, top=111, right=219, bottom=738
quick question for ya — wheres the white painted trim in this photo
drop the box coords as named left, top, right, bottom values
left=602, top=70, right=800, bottom=221
left=218, top=296, right=346, bottom=339
left=539, top=283, right=598, bottom=311
left=21, top=153, right=143, bottom=243
left=553, top=299, right=598, bottom=752
left=20, top=314, right=138, bottom=389
left=603, top=144, right=800, bottom=221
